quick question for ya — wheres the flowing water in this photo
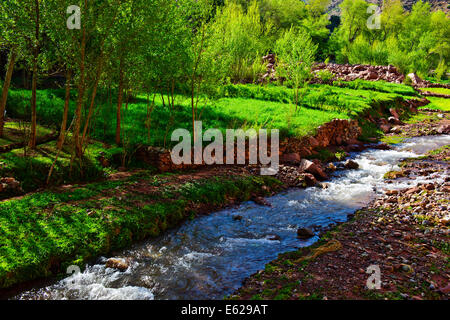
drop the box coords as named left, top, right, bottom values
left=14, top=135, right=450, bottom=300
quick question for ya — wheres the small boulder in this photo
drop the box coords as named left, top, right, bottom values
left=440, top=216, right=450, bottom=226
left=405, top=187, right=420, bottom=195
left=389, top=108, right=400, bottom=119
left=252, top=196, right=271, bottom=207
left=232, top=215, right=243, bottom=221
left=299, top=173, right=317, bottom=187
left=317, top=182, right=329, bottom=189
left=406, top=73, right=422, bottom=86
left=267, top=234, right=281, bottom=241
left=390, top=126, right=402, bottom=134
left=297, top=227, right=315, bottom=239
left=280, top=153, right=301, bottom=164
left=105, top=258, right=129, bottom=271
left=344, top=159, right=359, bottom=170
left=437, top=125, right=450, bottom=134
left=379, top=124, right=392, bottom=133
left=367, top=71, right=378, bottom=80
left=299, top=159, right=328, bottom=180
left=388, top=117, right=403, bottom=125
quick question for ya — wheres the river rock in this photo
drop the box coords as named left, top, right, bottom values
left=233, top=215, right=243, bottom=221
left=380, top=124, right=392, bottom=133
left=407, top=73, right=422, bottom=86
left=297, top=227, right=315, bottom=239
left=389, top=108, right=400, bottom=119
left=437, top=125, right=450, bottom=134
left=299, top=159, right=328, bottom=180
left=280, top=153, right=301, bottom=164
left=344, top=159, right=359, bottom=170
left=252, top=196, right=271, bottom=207
left=299, top=173, right=317, bottom=187
left=105, top=258, right=129, bottom=271
left=0, top=177, right=22, bottom=192
left=388, top=117, right=403, bottom=125
left=390, top=126, right=402, bottom=134
left=267, top=234, right=281, bottom=241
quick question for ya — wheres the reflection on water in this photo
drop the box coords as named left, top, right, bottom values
left=15, top=135, right=450, bottom=300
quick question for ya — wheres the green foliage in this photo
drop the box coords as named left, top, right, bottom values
left=435, top=59, right=448, bottom=81
left=332, top=0, right=449, bottom=76
left=315, top=69, right=335, bottom=83
left=6, top=78, right=416, bottom=149
left=275, top=27, right=317, bottom=108
left=206, top=0, right=269, bottom=83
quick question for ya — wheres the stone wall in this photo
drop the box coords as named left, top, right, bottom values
left=135, top=119, right=362, bottom=172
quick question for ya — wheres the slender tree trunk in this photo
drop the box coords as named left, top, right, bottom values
left=191, top=24, right=206, bottom=144
left=0, top=47, right=18, bottom=137
left=191, top=76, right=196, bottom=142
left=115, top=57, right=124, bottom=145
left=29, top=0, right=40, bottom=149
left=81, top=56, right=103, bottom=148
left=74, top=12, right=87, bottom=157
left=57, top=69, right=72, bottom=149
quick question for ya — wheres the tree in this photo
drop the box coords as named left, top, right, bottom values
left=380, top=0, right=405, bottom=40
left=275, top=27, right=317, bottom=111
left=330, top=0, right=370, bottom=63
left=178, top=0, right=215, bottom=144
left=259, top=0, right=307, bottom=32
left=206, top=0, right=269, bottom=83
left=0, top=1, right=26, bottom=137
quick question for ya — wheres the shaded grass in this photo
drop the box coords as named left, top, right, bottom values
left=0, top=122, right=52, bottom=146
left=0, top=137, right=107, bottom=196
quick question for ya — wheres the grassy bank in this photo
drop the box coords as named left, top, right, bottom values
left=5, top=80, right=419, bottom=147
left=0, top=170, right=281, bottom=289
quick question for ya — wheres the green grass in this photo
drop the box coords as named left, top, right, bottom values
left=5, top=81, right=417, bottom=148
left=334, top=79, right=418, bottom=96
left=381, top=135, right=406, bottom=145
left=419, top=87, right=450, bottom=95
left=420, top=97, right=450, bottom=111
left=0, top=173, right=280, bottom=289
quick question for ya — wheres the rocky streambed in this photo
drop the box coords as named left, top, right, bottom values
left=233, top=140, right=449, bottom=300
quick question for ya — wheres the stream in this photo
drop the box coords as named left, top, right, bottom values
left=14, top=135, right=450, bottom=300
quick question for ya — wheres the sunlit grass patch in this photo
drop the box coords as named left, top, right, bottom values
left=419, top=97, right=450, bottom=111
left=419, top=87, right=450, bottom=95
